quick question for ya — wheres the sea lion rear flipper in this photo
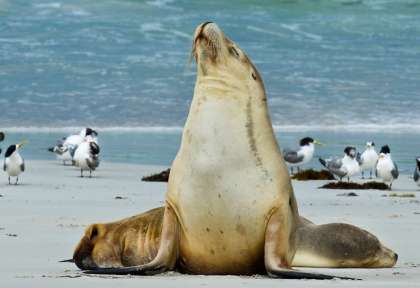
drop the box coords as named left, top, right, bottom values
left=84, top=205, right=179, bottom=275
left=267, top=268, right=359, bottom=280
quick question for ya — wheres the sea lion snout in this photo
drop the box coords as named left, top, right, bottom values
left=73, top=235, right=98, bottom=270
left=367, top=245, right=398, bottom=268
left=382, top=247, right=398, bottom=267
left=194, top=21, right=218, bottom=40
left=73, top=223, right=121, bottom=270
left=192, top=22, right=224, bottom=62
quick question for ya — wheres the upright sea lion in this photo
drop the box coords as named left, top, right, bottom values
left=83, top=22, right=395, bottom=279
left=73, top=207, right=397, bottom=270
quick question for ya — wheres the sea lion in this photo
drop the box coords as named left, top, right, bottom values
left=83, top=22, right=394, bottom=279
left=73, top=207, right=397, bottom=270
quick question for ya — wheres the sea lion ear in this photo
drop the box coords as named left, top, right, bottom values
left=86, top=224, right=100, bottom=241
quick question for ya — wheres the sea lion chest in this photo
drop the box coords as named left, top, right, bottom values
left=167, top=92, right=285, bottom=274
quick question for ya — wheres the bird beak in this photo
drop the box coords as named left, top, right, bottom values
left=313, top=140, right=325, bottom=146
left=16, top=140, right=28, bottom=149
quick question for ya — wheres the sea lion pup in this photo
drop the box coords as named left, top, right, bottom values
left=84, top=22, right=355, bottom=279
left=73, top=208, right=397, bottom=271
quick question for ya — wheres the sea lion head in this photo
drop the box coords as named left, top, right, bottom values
left=369, top=245, right=398, bottom=268
left=191, top=22, right=265, bottom=95
left=73, top=208, right=163, bottom=270
left=73, top=223, right=122, bottom=270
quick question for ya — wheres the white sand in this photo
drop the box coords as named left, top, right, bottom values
left=0, top=160, right=419, bottom=287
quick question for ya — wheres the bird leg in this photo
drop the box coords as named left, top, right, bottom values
left=8, top=176, right=10, bottom=185
left=290, top=167, right=294, bottom=175
left=369, top=170, right=373, bottom=179
left=80, top=169, right=84, bottom=178
left=297, top=166, right=301, bottom=173
left=89, top=170, right=92, bottom=178
left=15, top=177, right=19, bottom=185
left=361, top=171, right=365, bottom=179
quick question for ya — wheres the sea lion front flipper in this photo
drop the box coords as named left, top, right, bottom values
left=264, top=209, right=357, bottom=280
left=84, top=204, right=179, bottom=275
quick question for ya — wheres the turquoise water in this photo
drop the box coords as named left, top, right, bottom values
left=2, top=131, right=419, bottom=175
left=1, top=1, right=419, bottom=173
left=1, top=0, right=420, bottom=130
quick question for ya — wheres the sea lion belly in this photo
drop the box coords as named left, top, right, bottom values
left=167, top=93, right=285, bottom=274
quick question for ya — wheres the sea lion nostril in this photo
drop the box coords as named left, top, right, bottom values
left=201, top=21, right=213, bottom=29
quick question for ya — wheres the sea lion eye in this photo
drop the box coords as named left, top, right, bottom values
left=252, top=73, right=257, bottom=80
left=229, top=46, right=240, bottom=57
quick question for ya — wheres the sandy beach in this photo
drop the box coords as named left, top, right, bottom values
left=0, top=160, right=419, bottom=287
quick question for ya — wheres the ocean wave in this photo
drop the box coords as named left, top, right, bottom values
left=272, top=124, right=420, bottom=133
left=1, top=126, right=184, bottom=134
left=3, top=124, right=420, bottom=134
left=34, top=2, right=62, bottom=9
left=247, top=25, right=288, bottom=38
left=280, top=24, right=323, bottom=41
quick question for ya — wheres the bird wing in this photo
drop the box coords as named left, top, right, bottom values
left=356, top=152, right=363, bottom=166
left=20, top=159, right=25, bottom=172
left=391, top=161, right=399, bottom=179
left=283, top=148, right=304, bottom=164
left=324, top=157, right=347, bottom=177
left=86, top=157, right=99, bottom=170
left=68, top=144, right=78, bottom=158
left=414, top=168, right=420, bottom=182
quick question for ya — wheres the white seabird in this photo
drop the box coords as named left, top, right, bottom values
left=48, top=128, right=98, bottom=165
left=414, top=158, right=420, bottom=187
left=3, top=141, right=26, bottom=185
left=376, top=145, right=398, bottom=190
left=283, top=137, right=324, bottom=174
left=319, top=146, right=360, bottom=182
left=357, top=141, right=379, bottom=179
left=73, top=140, right=100, bottom=177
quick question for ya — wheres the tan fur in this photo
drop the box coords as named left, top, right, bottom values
left=165, top=22, right=299, bottom=274
left=73, top=208, right=397, bottom=270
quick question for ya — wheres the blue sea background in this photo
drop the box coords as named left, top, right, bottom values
left=1, top=0, right=419, bottom=173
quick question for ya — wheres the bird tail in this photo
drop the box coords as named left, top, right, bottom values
left=319, top=158, right=327, bottom=167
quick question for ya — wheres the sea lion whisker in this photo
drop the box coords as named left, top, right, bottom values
left=59, top=259, right=75, bottom=263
